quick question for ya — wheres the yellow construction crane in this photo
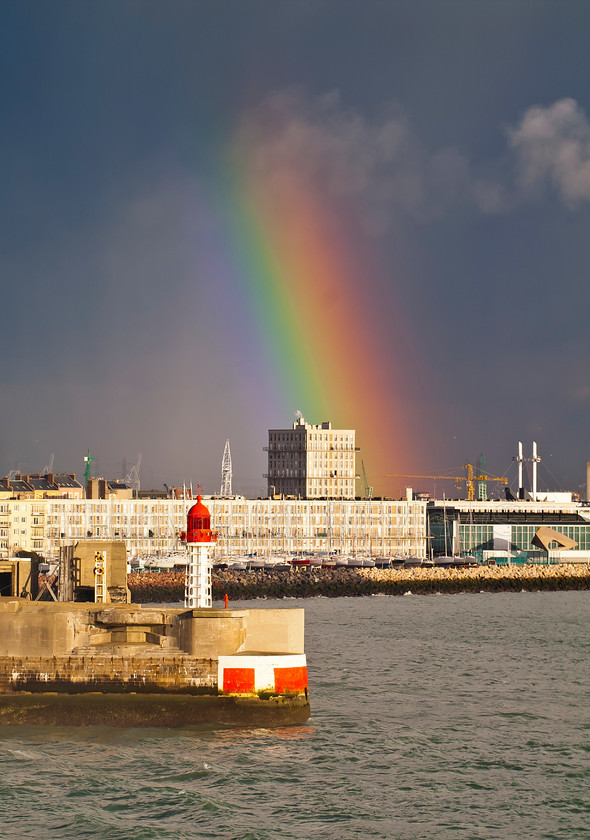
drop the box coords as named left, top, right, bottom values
left=385, top=464, right=508, bottom=501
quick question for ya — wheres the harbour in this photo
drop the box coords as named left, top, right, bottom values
left=2, top=441, right=589, bottom=730
left=0, top=591, right=587, bottom=839
left=4, top=2, right=590, bottom=835
left=0, top=498, right=310, bottom=728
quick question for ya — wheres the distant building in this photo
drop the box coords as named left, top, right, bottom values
left=53, top=474, right=85, bottom=499
left=86, top=478, right=108, bottom=499
left=0, top=477, right=34, bottom=500
left=0, top=496, right=427, bottom=560
left=137, top=488, right=169, bottom=499
left=428, top=498, right=590, bottom=561
left=106, top=481, right=134, bottom=500
left=3, top=494, right=590, bottom=564
left=0, top=474, right=84, bottom=500
left=266, top=416, right=357, bottom=499
left=86, top=478, right=135, bottom=500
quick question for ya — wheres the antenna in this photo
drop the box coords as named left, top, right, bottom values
left=124, top=453, right=142, bottom=492
left=532, top=441, right=541, bottom=500
left=220, top=440, right=232, bottom=496
left=514, top=441, right=525, bottom=499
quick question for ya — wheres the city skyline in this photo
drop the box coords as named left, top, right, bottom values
left=2, top=2, right=590, bottom=497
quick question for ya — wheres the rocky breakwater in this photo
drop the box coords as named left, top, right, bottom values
left=128, top=571, right=185, bottom=603
left=355, top=563, right=590, bottom=596
left=127, top=563, right=590, bottom=602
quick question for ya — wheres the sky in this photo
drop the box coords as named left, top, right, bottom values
left=2, top=1, right=590, bottom=498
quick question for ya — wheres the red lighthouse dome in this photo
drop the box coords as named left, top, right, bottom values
left=186, top=495, right=216, bottom=543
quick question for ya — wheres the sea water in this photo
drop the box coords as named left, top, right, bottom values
left=0, top=590, right=588, bottom=840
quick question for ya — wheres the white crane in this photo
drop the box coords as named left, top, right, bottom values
left=124, top=454, right=142, bottom=493
left=42, top=453, right=55, bottom=475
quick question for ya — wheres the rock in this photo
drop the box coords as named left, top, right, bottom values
left=127, top=564, right=590, bottom=602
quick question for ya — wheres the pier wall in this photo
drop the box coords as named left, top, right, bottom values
left=0, top=601, right=305, bottom=661
left=0, top=600, right=310, bottom=726
left=0, top=654, right=217, bottom=694
left=178, top=608, right=305, bottom=657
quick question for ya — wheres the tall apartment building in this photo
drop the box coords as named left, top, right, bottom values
left=265, top=416, right=357, bottom=499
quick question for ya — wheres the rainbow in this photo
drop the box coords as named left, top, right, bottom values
left=212, top=134, right=427, bottom=494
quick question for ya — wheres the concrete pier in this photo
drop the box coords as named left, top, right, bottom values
left=0, top=601, right=310, bottom=727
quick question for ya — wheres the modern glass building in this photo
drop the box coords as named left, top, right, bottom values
left=427, top=501, right=590, bottom=563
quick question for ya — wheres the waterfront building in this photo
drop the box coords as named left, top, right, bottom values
left=428, top=499, right=590, bottom=562
left=86, top=478, right=134, bottom=500
left=266, top=415, right=357, bottom=499
left=0, top=496, right=427, bottom=561
left=4, top=493, right=590, bottom=567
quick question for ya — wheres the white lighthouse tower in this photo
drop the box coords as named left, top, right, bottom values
left=184, top=494, right=217, bottom=608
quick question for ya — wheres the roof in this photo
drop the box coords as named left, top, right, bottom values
left=188, top=494, right=211, bottom=518
left=54, top=474, right=83, bottom=489
left=1, top=479, right=32, bottom=492
left=27, top=476, right=56, bottom=491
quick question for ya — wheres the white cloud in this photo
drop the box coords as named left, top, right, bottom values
left=508, top=97, right=590, bottom=206
left=236, top=91, right=590, bottom=233
left=235, top=90, right=433, bottom=231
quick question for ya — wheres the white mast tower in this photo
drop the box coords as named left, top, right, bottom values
left=514, top=440, right=541, bottom=500
left=220, top=440, right=232, bottom=497
left=532, top=441, right=541, bottom=500
left=516, top=441, right=525, bottom=499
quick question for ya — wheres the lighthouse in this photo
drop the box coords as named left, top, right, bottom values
left=185, top=494, right=217, bottom=608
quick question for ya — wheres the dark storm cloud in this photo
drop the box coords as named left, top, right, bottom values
left=233, top=88, right=590, bottom=488
left=2, top=1, right=590, bottom=493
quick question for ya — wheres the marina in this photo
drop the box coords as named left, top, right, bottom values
left=0, top=592, right=587, bottom=840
